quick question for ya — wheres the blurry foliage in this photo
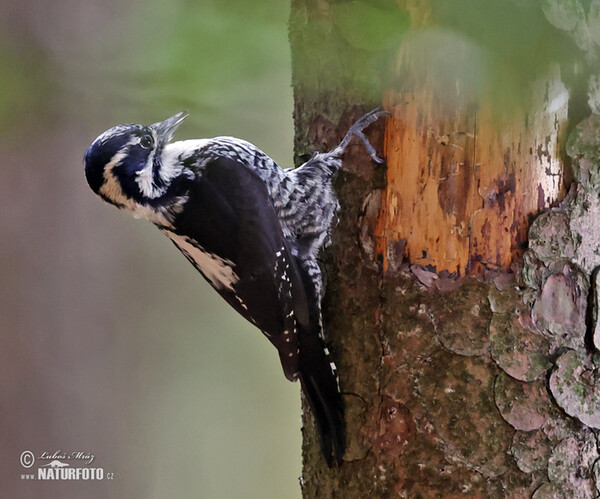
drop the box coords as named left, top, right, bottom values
left=130, top=2, right=286, bottom=96
left=290, top=0, right=405, bottom=102
left=426, top=0, right=585, bottom=115
left=0, top=39, right=48, bottom=135
left=0, top=0, right=294, bottom=158
left=2, top=0, right=593, bottom=133
left=293, top=0, right=589, bottom=117
left=333, top=0, right=410, bottom=51
left=117, top=0, right=293, bottom=150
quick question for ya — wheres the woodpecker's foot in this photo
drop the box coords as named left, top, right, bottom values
left=338, top=107, right=389, bottom=163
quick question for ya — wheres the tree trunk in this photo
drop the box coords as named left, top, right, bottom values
left=291, top=1, right=600, bottom=497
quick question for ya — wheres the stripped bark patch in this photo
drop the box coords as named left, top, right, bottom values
left=376, top=72, right=566, bottom=275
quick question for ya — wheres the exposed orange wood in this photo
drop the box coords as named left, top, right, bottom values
left=375, top=73, right=568, bottom=275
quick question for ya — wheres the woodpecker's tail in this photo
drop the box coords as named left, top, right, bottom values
left=298, top=327, right=346, bottom=467
left=332, top=107, right=389, bottom=163
left=295, top=259, right=345, bottom=467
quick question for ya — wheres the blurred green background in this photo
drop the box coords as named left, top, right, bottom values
left=0, top=1, right=300, bottom=498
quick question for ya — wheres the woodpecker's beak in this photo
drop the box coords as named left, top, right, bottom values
left=152, top=111, right=189, bottom=144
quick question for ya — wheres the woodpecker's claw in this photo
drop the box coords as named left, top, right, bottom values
left=355, top=130, right=385, bottom=163
left=349, top=106, right=390, bottom=132
left=337, top=107, right=389, bottom=163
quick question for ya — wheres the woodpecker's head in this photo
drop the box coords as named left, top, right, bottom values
left=84, top=111, right=189, bottom=207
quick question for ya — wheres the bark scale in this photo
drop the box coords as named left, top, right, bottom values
left=291, top=1, right=600, bottom=497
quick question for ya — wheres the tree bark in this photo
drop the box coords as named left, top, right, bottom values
left=291, top=1, right=600, bottom=497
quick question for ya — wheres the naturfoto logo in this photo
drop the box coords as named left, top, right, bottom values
left=19, top=450, right=114, bottom=481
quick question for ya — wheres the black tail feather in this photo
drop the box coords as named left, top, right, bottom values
left=293, top=255, right=345, bottom=465
left=298, top=331, right=346, bottom=466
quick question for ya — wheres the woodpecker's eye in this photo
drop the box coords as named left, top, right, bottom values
left=139, top=134, right=154, bottom=149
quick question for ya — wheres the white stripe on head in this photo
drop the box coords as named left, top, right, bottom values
left=135, top=138, right=209, bottom=199
left=135, top=131, right=161, bottom=199
left=99, top=144, right=185, bottom=227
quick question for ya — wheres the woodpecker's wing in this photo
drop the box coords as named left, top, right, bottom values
left=162, top=157, right=310, bottom=380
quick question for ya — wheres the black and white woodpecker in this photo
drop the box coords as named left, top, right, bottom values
left=84, top=108, right=387, bottom=466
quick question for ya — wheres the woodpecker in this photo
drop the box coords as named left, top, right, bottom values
left=84, top=108, right=387, bottom=466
